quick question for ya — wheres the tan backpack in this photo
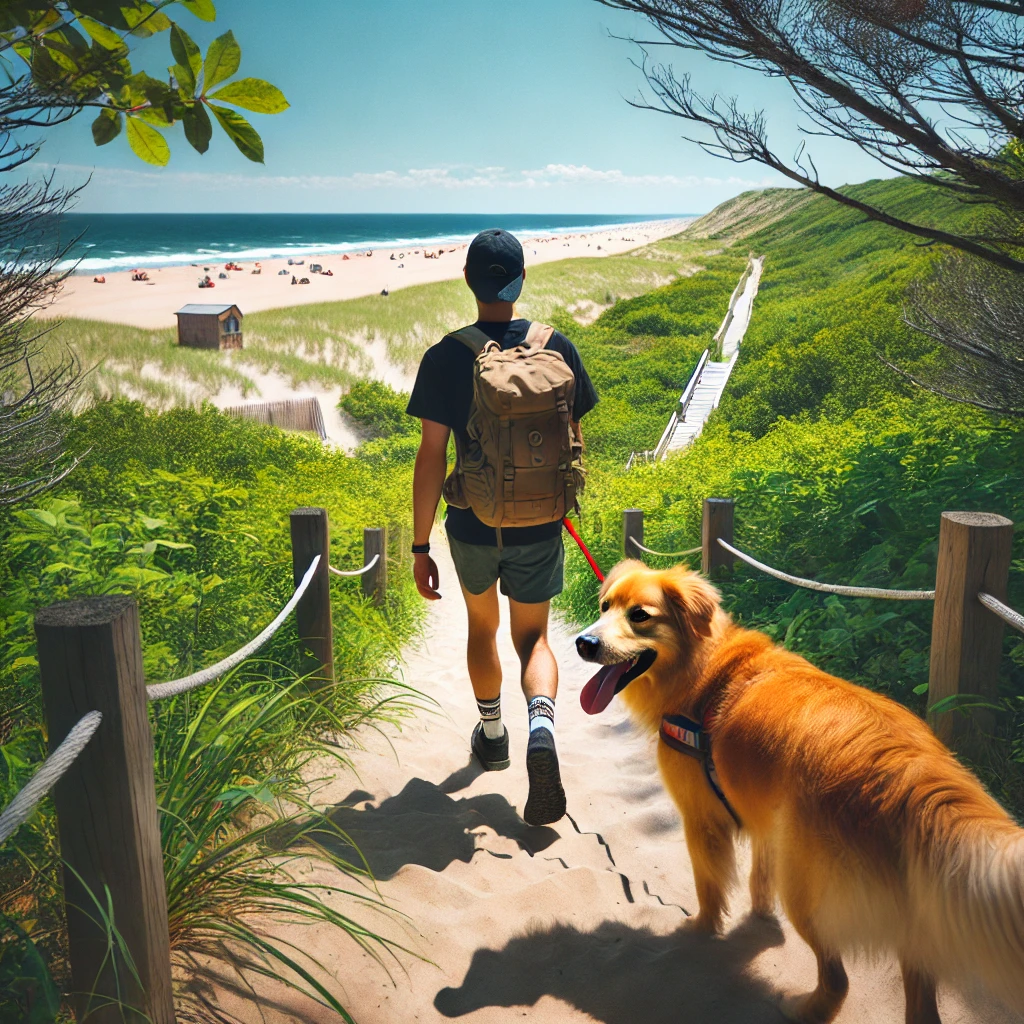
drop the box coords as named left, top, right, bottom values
left=442, top=322, right=585, bottom=535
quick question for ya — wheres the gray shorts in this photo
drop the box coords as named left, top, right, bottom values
left=447, top=532, right=564, bottom=604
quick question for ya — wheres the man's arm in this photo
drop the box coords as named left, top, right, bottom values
left=412, top=418, right=450, bottom=600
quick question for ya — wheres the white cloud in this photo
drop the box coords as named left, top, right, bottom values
left=33, top=161, right=781, bottom=192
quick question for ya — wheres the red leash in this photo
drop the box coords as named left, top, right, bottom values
left=562, top=517, right=605, bottom=582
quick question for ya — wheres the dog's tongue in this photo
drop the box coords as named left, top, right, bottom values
left=580, top=662, right=629, bottom=715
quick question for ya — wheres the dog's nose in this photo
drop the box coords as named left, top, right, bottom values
left=576, top=634, right=601, bottom=660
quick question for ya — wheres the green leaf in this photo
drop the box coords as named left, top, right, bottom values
left=169, top=21, right=201, bottom=81
left=183, top=100, right=212, bottom=153
left=202, top=29, right=240, bottom=91
left=42, top=562, right=89, bottom=574
left=179, top=0, right=217, bottom=20
left=134, top=105, right=172, bottom=127
left=912, top=682, right=929, bottom=695
left=24, top=509, right=57, bottom=529
left=78, top=15, right=124, bottom=50
left=210, top=78, right=289, bottom=114
left=201, top=573, right=225, bottom=593
left=10, top=656, right=38, bottom=672
left=91, top=108, right=122, bottom=145
left=209, top=103, right=263, bottom=162
left=928, top=693, right=1003, bottom=716
left=126, top=116, right=170, bottom=165
left=126, top=539, right=194, bottom=554
left=123, top=4, right=172, bottom=36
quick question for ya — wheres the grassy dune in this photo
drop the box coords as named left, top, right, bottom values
left=43, top=233, right=724, bottom=410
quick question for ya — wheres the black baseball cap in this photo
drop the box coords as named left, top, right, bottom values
left=465, top=229, right=525, bottom=303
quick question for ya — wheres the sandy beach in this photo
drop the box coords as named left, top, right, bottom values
left=42, top=219, right=690, bottom=329
left=199, top=537, right=1024, bottom=1024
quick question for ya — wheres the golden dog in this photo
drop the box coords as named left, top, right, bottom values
left=576, top=560, right=1024, bottom=1024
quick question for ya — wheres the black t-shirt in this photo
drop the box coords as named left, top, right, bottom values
left=407, top=318, right=599, bottom=546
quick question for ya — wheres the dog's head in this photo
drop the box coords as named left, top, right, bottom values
left=576, top=560, right=721, bottom=717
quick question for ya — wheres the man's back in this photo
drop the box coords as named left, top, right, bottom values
left=407, top=317, right=597, bottom=546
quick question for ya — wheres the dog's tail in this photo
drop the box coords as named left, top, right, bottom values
left=914, top=813, right=1024, bottom=1010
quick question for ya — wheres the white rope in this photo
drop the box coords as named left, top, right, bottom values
left=979, top=592, right=1024, bottom=635
left=329, top=552, right=380, bottom=577
left=146, top=555, right=322, bottom=701
left=628, top=536, right=701, bottom=558
left=718, top=540, right=936, bottom=600
left=0, top=711, right=102, bottom=845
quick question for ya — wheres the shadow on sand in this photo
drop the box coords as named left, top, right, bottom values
left=434, top=914, right=789, bottom=1024
left=312, top=759, right=559, bottom=879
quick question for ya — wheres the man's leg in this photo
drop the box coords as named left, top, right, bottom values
left=508, top=597, right=557, bottom=701
left=508, top=596, right=565, bottom=826
left=461, top=581, right=501, bottom=701
left=459, top=579, right=510, bottom=771
left=448, top=537, right=509, bottom=769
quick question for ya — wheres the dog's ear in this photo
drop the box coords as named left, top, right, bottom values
left=598, top=558, right=645, bottom=600
left=661, top=568, right=719, bottom=641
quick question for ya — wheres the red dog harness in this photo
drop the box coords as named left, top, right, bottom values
left=660, top=712, right=742, bottom=828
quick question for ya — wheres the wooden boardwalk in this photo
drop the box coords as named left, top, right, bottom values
left=628, top=256, right=764, bottom=469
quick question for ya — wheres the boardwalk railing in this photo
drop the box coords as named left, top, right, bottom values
left=622, top=501, right=1018, bottom=747
left=0, top=507, right=387, bottom=1024
left=627, top=256, right=764, bottom=469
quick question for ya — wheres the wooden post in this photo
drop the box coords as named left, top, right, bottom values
left=363, top=526, right=387, bottom=606
left=35, top=597, right=174, bottom=1024
left=290, top=507, right=334, bottom=684
left=928, top=511, right=1014, bottom=745
left=702, top=498, right=735, bottom=578
left=623, top=508, right=644, bottom=559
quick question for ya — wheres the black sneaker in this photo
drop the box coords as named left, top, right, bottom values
left=523, top=728, right=566, bottom=826
left=471, top=722, right=510, bottom=771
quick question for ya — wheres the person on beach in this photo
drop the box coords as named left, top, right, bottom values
left=407, top=229, right=598, bottom=826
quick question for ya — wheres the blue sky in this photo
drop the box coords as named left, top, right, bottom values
left=34, top=0, right=892, bottom=214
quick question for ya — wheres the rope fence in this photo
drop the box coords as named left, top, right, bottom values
left=979, top=592, right=1024, bottom=636
left=5, top=509, right=389, bottom=1020
left=329, top=552, right=380, bottom=577
left=718, top=539, right=937, bottom=601
left=0, top=711, right=102, bottom=845
left=628, top=536, right=701, bottom=559
left=146, top=554, right=322, bottom=701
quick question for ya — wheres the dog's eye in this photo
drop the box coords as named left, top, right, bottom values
left=628, top=607, right=651, bottom=624
left=601, top=600, right=610, bottom=612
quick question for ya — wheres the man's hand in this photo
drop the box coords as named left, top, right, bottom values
left=413, top=552, right=441, bottom=600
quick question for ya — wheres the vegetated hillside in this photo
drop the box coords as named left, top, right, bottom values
left=555, top=177, right=1024, bottom=816
left=0, top=402, right=422, bottom=1018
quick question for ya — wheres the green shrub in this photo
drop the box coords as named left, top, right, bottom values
left=338, top=380, right=415, bottom=440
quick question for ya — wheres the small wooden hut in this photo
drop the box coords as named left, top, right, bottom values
left=176, top=303, right=243, bottom=350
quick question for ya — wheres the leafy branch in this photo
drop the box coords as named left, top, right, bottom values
left=0, top=1, right=288, bottom=166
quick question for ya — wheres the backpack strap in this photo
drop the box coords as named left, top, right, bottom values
left=447, top=325, right=493, bottom=355
left=522, top=321, right=554, bottom=351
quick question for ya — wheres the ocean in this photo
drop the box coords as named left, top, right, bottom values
left=53, top=213, right=684, bottom=274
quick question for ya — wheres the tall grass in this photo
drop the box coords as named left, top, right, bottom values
left=155, top=663, right=421, bottom=1023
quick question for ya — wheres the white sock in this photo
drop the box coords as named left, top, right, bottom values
left=477, top=695, right=503, bottom=739
left=528, top=695, right=555, bottom=736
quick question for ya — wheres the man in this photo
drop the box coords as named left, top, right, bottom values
left=406, top=228, right=598, bottom=826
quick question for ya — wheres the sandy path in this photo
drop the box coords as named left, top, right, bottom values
left=211, top=538, right=1022, bottom=1024
left=41, top=220, right=691, bottom=329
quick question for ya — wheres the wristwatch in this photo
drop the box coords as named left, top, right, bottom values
left=411, top=542, right=430, bottom=555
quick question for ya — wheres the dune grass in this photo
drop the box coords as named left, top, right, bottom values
left=40, top=235, right=715, bottom=411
